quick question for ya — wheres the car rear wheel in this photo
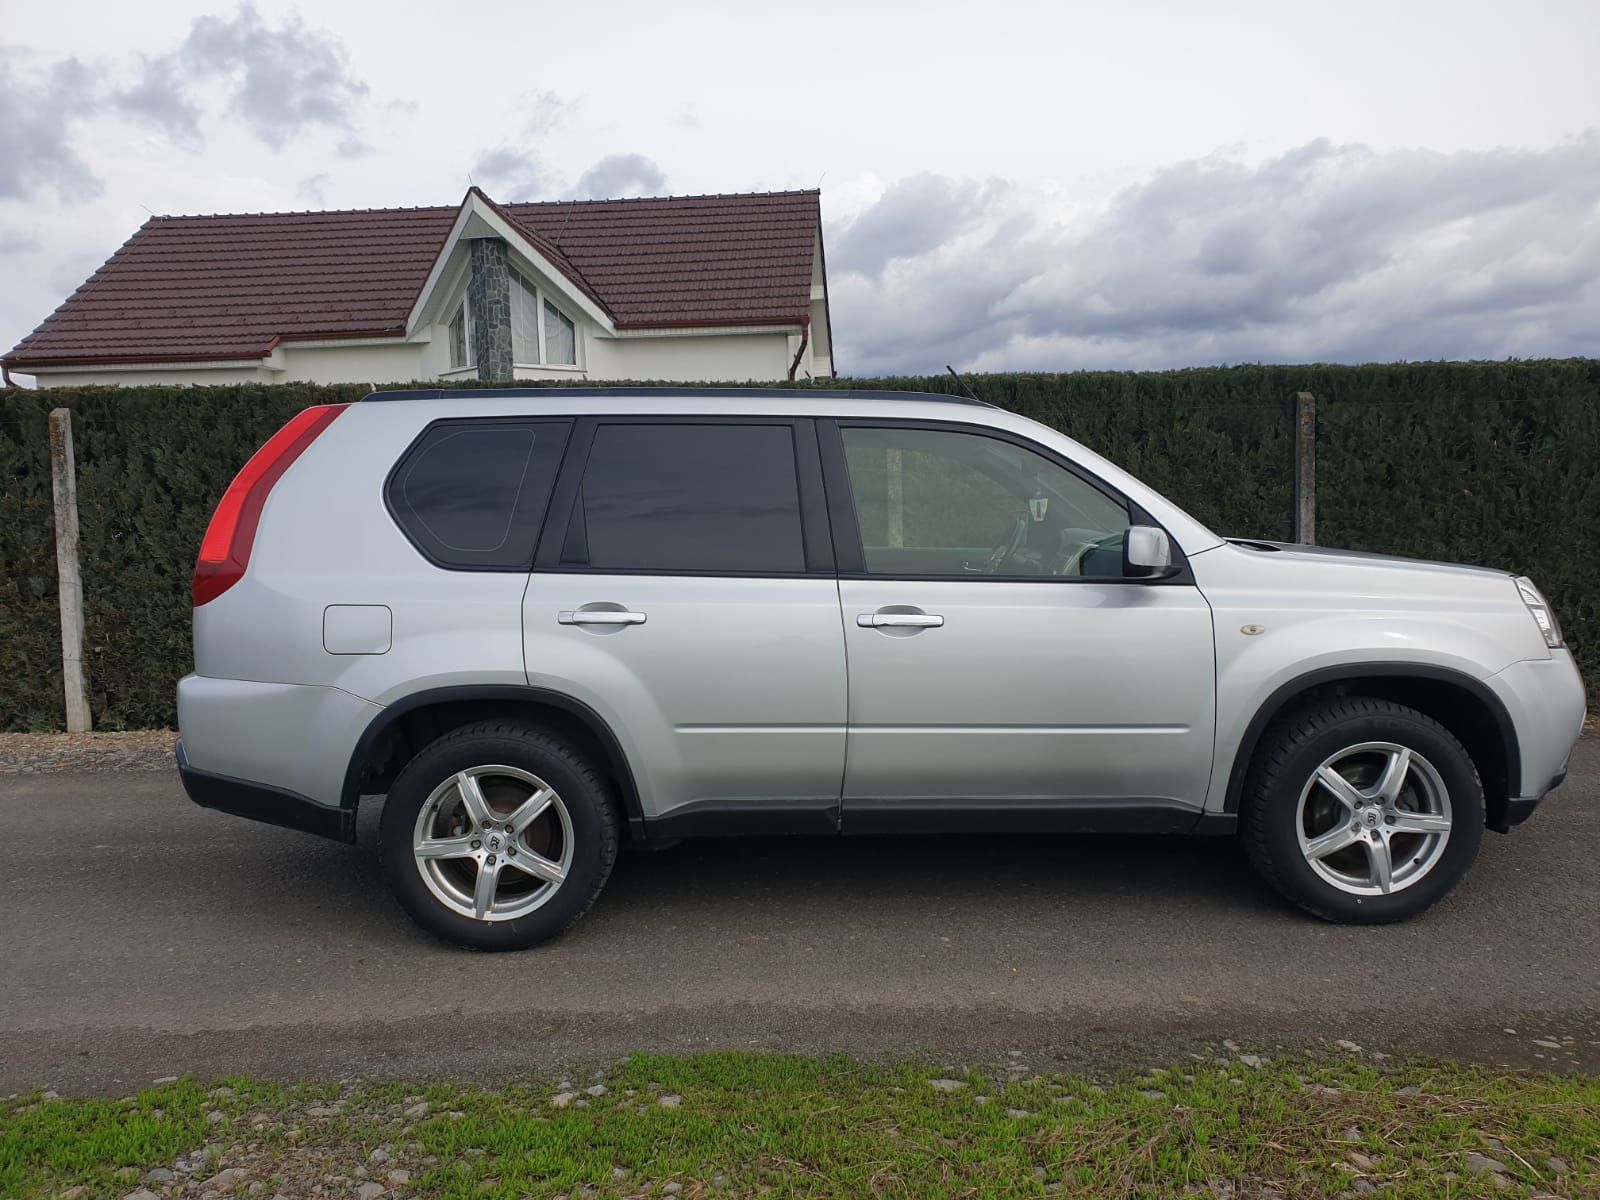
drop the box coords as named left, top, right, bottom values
left=379, top=722, right=619, bottom=950
left=1241, top=697, right=1483, bottom=923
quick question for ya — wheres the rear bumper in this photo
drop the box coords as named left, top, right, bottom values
left=177, top=739, right=355, bottom=842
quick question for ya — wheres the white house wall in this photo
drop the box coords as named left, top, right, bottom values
left=585, top=331, right=795, bottom=382
left=274, top=341, right=429, bottom=384
left=28, top=327, right=805, bottom=387
left=31, top=366, right=278, bottom=388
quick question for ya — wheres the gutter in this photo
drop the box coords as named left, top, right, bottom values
left=787, top=314, right=811, bottom=381
left=1, top=363, right=14, bottom=388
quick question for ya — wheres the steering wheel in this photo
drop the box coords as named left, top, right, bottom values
left=978, top=514, right=1029, bottom=574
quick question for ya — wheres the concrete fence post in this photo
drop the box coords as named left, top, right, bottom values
left=49, top=407, right=92, bottom=733
left=1294, top=391, right=1316, bottom=546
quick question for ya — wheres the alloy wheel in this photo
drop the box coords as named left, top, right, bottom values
left=411, top=764, right=573, bottom=921
left=1295, top=741, right=1453, bottom=897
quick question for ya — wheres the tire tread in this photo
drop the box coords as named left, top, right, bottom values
left=1240, top=696, right=1480, bottom=923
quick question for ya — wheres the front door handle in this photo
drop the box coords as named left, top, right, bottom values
left=857, top=612, right=944, bottom=629
left=559, top=609, right=647, bottom=626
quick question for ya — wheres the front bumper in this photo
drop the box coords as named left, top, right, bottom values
left=1502, top=763, right=1571, bottom=829
left=1488, top=652, right=1586, bottom=828
left=177, top=739, right=356, bottom=842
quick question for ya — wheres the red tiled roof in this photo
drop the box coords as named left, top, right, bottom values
left=507, top=191, right=819, bottom=329
left=5, top=190, right=822, bottom=368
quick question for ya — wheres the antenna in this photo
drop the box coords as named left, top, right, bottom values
left=945, top=365, right=979, bottom=402
left=552, top=200, right=576, bottom=248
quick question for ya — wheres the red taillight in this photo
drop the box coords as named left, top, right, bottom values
left=192, top=404, right=349, bottom=606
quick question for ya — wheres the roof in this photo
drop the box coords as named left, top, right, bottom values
left=362, top=387, right=991, bottom=407
left=5, top=190, right=823, bottom=369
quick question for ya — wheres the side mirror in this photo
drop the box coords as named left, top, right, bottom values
left=1124, top=525, right=1178, bottom=579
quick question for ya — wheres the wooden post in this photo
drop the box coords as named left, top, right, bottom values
left=1294, top=391, right=1316, bottom=546
left=49, top=408, right=91, bottom=733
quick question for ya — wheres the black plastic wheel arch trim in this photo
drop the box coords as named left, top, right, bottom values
left=339, top=685, right=648, bottom=839
left=1220, top=663, right=1521, bottom=817
left=178, top=739, right=356, bottom=843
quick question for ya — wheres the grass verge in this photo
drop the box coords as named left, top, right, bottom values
left=2, top=1054, right=1596, bottom=1199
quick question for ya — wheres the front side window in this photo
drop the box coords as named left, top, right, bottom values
left=840, top=426, right=1131, bottom=578
left=545, top=299, right=577, bottom=365
left=510, top=273, right=540, bottom=364
left=567, top=424, right=805, bottom=572
left=387, top=419, right=570, bottom=569
left=448, top=301, right=472, bottom=369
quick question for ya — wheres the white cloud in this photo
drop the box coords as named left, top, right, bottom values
left=830, top=137, right=1600, bottom=374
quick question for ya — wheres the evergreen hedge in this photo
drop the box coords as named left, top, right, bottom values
left=2, top=361, right=1595, bottom=731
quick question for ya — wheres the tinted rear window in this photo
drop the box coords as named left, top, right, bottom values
left=568, top=423, right=805, bottom=573
left=388, top=419, right=570, bottom=569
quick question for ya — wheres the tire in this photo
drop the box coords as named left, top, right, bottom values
left=1240, top=697, right=1483, bottom=923
left=378, top=721, right=620, bottom=950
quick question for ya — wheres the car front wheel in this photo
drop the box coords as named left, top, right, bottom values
left=1241, top=697, right=1483, bottom=923
left=378, top=722, right=619, bottom=950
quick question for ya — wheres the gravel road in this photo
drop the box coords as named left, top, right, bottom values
left=2, top=738, right=1595, bottom=1095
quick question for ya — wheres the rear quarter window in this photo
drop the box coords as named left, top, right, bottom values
left=386, top=418, right=571, bottom=569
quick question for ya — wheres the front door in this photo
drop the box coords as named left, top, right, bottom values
left=522, top=418, right=846, bottom=833
left=826, top=421, right=1216, bottom=830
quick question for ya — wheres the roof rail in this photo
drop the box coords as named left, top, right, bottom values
left=359, top=386, right=996, bottom=407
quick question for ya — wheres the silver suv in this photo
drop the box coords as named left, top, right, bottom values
left=177, top=389, right=1585, bottom=949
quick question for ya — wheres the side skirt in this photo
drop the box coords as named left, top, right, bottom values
left=641, top=797, right=1238, bottom=839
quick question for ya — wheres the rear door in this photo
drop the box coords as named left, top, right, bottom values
left=522, top=417, right=847, bottom=833
left=823, top=419, right=1216, bottom=830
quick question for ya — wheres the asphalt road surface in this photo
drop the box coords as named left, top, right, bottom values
left=3, top=738, right=1596, bottom=1095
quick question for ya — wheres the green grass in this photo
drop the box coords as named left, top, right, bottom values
left=2, top=1054, right=1597, bottom=1198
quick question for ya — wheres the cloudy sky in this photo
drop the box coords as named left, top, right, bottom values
left=3, top=0, right=1597, bottom=376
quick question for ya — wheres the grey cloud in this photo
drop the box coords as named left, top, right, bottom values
left=473, top=147, right=548, bottom=201
left=830, top=138, right=1600, bottom=374
left=0, top=53, right=103, bottom=201
left=298, top=174, right=331, bottom=205
left=113, top=3, right=369, bottom=150
left=831, top=173, right=1005, bottom=278
left=180, top=4, right=368, bottom=147
left=336, top=136, right=373, bottom=159
left=519, top=91, right=570, bottom=137
left=113, top=53, right=203, bottom=149
left=0, top=232, right=42, bottom=255
left=574, top=154, right=667, bottom=200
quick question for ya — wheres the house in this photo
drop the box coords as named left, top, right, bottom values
left=2, top=188, right=834, bottom=388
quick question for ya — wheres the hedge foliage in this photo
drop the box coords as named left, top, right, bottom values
left=2, top=361, right=1595, bottom=730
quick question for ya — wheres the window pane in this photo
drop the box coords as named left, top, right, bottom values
left=389, top=421, right=569, bottom=568
left=545, top=300, right=576, bottom=365
left=511, top=275, right=540, bottom=363
left=577, top=424, right=804, bottom=572
left=840, top=427, right=1131, bottom=578
left=448, top=307, right=467, bottom=369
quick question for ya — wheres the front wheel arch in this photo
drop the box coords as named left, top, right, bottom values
left=1223, top=665, right=1519, bottom=831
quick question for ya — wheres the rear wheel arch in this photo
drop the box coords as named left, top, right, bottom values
left=1224, top=664, right=1520, bottom=830
left=341, top=686, right=646, bottom=840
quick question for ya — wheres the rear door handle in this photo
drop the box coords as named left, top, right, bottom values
left=857, top=612, right=943, bottom=628
left=559, top=609, right=647, bottom=626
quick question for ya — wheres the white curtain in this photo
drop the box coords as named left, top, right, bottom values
left=510, top=274, right=540, bottom=363
left=545, top=300, right=577, bottom=365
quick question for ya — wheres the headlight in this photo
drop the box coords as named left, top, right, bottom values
left=1514, top=577, right=1564, bottom=648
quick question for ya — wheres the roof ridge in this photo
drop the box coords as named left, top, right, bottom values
left=150, top=204, right=461, bottom=221
left=505, top=189, right=821, bottom=208
left=144, top=190, right=821, bottom=223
